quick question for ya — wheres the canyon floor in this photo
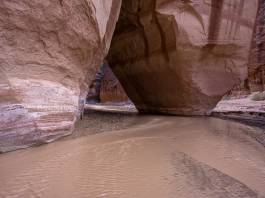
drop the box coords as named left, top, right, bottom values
left=213, top=98, right=265, bottom=131
left=0, top=106, right=265, bottom=198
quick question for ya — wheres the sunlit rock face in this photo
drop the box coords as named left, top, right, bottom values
left=108, top=0, right=259, bottom=115
left=0, top=0, right=121, bottom=152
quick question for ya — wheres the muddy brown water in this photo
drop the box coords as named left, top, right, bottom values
left=0, top=115, right=265, bottom=198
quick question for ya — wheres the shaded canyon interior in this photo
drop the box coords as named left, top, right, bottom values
left=0, top=0, right=264, bottom=152
left=107, top=0, right=258, bottom=114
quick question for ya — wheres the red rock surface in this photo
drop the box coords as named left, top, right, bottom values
left=100, top=63, right=129, bottom=103
left=108, top=0, right=258, bottom=115
left=86, top=61, right=129, bottom=103
left=248, top=0, right=265, bottom=92
left=0, top=0, right=122, bottom=152
left=220, top=0, right=265, bottom=99
left=0, top=0, right=263, bottom=152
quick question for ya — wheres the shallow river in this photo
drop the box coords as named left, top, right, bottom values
left=0, top=115, right=265, bottom=198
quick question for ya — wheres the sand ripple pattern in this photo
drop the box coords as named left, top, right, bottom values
left=0, top=116, right=265, bottom=198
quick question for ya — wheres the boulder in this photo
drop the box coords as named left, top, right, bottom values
left=0, top=0, right=121, bottom=152
left=108, top=0, right=259, bottom=115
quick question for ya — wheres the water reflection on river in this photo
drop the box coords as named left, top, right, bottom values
left=0, top=115, right=265, bottom=198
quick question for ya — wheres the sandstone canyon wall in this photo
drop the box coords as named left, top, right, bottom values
left=100, top=62, right=129, bottom=103
left=86, top=64, right=105, bottom=103
left=248, top=0, right=265, bottom=92
left=0, top=0, right=261, bottom=152
left=86, top=62, right=129, bottom=103
left=108, top=0, right=259, bottom=115
left=0, top=0, right=121, bottom=152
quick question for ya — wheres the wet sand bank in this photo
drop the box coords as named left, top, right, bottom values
left=0, top=115, right=265, bottom=198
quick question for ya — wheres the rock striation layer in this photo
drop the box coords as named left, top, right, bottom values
left=0, top=0, right=121, bottom=152
left=108, top=0, right=259, bottom=115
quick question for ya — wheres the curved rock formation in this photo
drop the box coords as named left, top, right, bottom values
left=0, top=0, right=121, bottom=152
left=108, top=0, right=259, bottom=115
left=0, top=0, right=261, bottom=152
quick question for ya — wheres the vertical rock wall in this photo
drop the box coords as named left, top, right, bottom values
left=0, top=0, right=121, bottom=152
left=86, top=64, right=105, bottom=103
left=108, top=0, right=258, bottom=115
left=86, top=61, right=129, bottom=103
left=100, top=62, right=129, bottom=103
left=249, top=0, right=265, bottom=92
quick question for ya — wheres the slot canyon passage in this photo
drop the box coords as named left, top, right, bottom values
left=1, top=0, right=265, bottom=198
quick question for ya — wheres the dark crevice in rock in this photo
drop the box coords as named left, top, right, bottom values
left=153, top=13, right=170, bottom=62
left=59, top=0, right=63, bottom=7
left=208, top=0, right=224, bottom=43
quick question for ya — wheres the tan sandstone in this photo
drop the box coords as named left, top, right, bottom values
left=0, top=0, right=121, bottom=152
left=107, top=0, right=259, bottom=115
left=0, top=0, right=261, bottom=152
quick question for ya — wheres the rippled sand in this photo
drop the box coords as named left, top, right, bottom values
left=0, top=116, right=265, bottom=198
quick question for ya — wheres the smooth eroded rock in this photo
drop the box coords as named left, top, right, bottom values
left=0, top=0, right=121, bottom=152
left=108, top=0, right=259, bottom=115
